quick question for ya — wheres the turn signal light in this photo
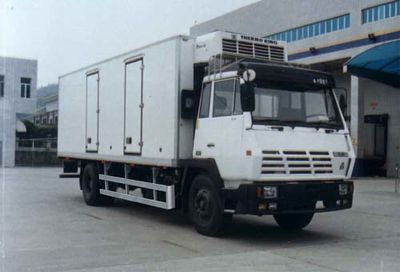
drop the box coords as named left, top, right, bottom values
left=258, top=203, right=267, bottom=210
left=256, top=187, right=263, bottom=198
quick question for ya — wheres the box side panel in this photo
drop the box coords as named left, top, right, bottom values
left=59, top=37, right=182, bottom=163
left=178, top=38, right=195, bottom=159
left=96, top=55, right=125, bottom=156
left=138, top=38, right=179, bottom=159
left=58, top=73, right=86, bottom=155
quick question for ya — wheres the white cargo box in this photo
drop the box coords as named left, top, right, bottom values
left=58, top=36, right=195, bottom=167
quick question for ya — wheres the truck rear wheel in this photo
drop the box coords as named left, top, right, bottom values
left=273, top=213, right=314, bottom=231
left=188, top=174, right=224, bottom=236
left=81, top=163, right=114, bottom=206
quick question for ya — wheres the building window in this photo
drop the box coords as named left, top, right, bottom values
left=20, top=77, right=31, bottom=98
left=266, top=14, right=350, bottom=43
left=0, top=75, right=4, bottom=97
left=362, top=1, right=399, bottom=24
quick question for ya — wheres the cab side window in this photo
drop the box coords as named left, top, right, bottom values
left=199, top=82, right=211, bottom=118
left=213, top=79, right=235, bottom=117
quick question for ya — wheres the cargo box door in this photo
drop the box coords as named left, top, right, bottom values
left=86, top=72, right=99, bottom=152
left=124, top=59, right=143, bottom=154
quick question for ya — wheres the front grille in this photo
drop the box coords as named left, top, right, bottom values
left=261, top=150, right=333, bottom=176
left=222, top=39, right=285, bottom=62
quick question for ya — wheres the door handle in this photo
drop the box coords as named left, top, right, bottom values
left=207, top=143, right=215, bottom=148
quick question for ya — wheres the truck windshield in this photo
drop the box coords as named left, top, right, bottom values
left=252, top=85, right=343, bottom=129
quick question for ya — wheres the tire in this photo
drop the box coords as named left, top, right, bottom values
left=188, top=174, right=224, bottom=236
left=273, top=213, right=314, bottom=231
left=81, top=163, right=114, bottom=206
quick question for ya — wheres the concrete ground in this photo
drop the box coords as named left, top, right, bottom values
left=1, top=167, right=400, bottom=272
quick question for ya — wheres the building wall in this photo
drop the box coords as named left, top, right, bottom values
left=362, top=80, right=400, bottom=176
left=191, top=0, right=399, bottom=63
left=0, top=101, right=16, bottom=167
left=46, top=100, right=58, bottom=112
left=0, top=57, right=37, bottom=167
left=34, top=110, right=58, bottom=126
left=33, top=97, right=58, bottom=126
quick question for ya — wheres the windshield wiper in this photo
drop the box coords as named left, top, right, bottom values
left=253, top=118, right=282, bottom=123
left=253, top=118, right=311, bottom=128
left=253, top=118, right=342, bottom=130
left=306, top=121, right=343, bottom=130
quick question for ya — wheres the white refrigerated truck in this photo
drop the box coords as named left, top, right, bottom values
left=58, top=31, right=354, bottom=236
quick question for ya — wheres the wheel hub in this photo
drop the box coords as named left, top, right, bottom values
left=194, top=189, right=212, bottom=219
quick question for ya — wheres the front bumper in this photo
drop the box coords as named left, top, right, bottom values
left=220, top=181, right=353, bottom=215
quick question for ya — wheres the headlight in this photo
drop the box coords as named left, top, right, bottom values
left=263, top=186, right=278, bottom=199
left=338, top=184, right=348, bottom=195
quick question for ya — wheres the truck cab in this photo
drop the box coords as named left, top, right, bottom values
left=194, top=61, right=354, bottom=183
left=187, top=53, right=354, bottom=235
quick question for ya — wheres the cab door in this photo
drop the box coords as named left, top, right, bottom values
left=193, top=77, right=244, bottom=179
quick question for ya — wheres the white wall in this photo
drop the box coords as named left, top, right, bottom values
left=0, top=100, right=16, bottom=167
left=0, top=57, right=37, bottom=167
left=361, top=79, right=400, bottom=177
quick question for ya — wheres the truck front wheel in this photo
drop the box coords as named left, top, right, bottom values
left=81, top=163, right=114, bottom=206
left=273, top=213, right=314, bottom=231
left=188, top=174, right=224, bottom=236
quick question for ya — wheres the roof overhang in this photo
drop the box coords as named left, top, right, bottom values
left=344, top=40, right=400, bottom=88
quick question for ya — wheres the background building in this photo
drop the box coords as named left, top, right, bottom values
left=191, top=0, right=400, bottom=177
left=0, top=57, right=38, bottom=167
left=34, top=84, right=59, bottom=126
left=34, top=94, right=58, bottom=126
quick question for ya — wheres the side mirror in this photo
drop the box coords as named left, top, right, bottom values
left=240, top=82, right=255, bottom=112
left=181, top=89, right=195, bottom=119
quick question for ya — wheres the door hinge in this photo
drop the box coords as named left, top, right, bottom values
left=96, top=142, right=99, bottom=146
left=140, top=64, right=144, bottom=70
left=139, top=103, right=144, bottom=109
left=96, top=109, right=100, bottom=114
left=138, top=141, right=143, bottom=147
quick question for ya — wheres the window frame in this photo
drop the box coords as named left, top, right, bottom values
left=20, top=77, right=32, bottom=98
left=266, top=14, right=350, bottom=43
left=211, top=77, right=237, bottom=118
left=362, top=0, right=399, bottom=24
left=198, top=81, right=212, bottom=119
left=0, top=75, right=4, bottom=97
